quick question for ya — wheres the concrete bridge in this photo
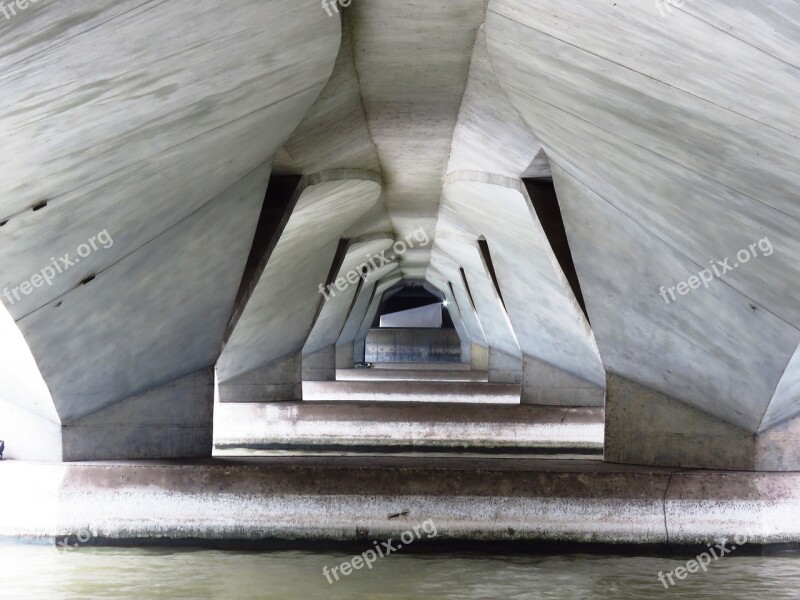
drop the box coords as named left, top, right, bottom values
left=1, top=0, right=799, bottom=550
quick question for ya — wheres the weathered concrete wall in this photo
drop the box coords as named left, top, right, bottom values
left=62, top=369, right=214, bottom=462
left=335, top=342, right=355, bottom=369
left=217, top=172, right=382, bottom=402
left=605, top=373, right=754, bottom=470
left=4, top=460, right=800, bottom=549
left=215, top=402, right=603, bottom=453
left=0, top=0, right=342, bottom=461
left=302, top=346, right=337, bottom=382
left=606, top=373, right=800, bottom=472
left=365, top=328, right=461, bottom=363
left=218, top=353, right=302, bottom=404
left=302, top=381, right=520, bottom=404
left=488, top=348, right=522, bottom=384
left=471, top=344, right=489, bottom=372
left=336, top=368, right=487, bottom=382
left=522, top=355, right=604, bottom=407
left=484, top=0, right=800, bottom=466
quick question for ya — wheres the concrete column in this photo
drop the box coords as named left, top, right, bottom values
left=604, top=373, right=753, bottom=470
left=335, top=343, right=354, bottom=369
left=302, top=346, right=336, bottom=381
left=353, top=339, right=366, bottom=363
left=521, top=355, right=604, bottom=406
left=62, top=368, right=214, bottom=461
left=470, top=343, right=488, bottom=371
left=488, top=348, right=522, bottom=384
left=218, top=352, right=302, bottom=403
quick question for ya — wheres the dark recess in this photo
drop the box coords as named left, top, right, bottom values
left=524, top=178, right=589, bottom=322
left=477, top=238, right=506, bottom=309
left=372, top=285, right=454, bottom=328
left=224, top=175, right=302, bottom=345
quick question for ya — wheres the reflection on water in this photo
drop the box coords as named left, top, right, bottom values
left=1, top=545, right=798, bottom=600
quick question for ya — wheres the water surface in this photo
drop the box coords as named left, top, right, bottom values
left=1, top=545, right=797, bottom=599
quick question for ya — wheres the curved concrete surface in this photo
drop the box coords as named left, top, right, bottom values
left=484, top=0, right=800, bottom=464
left=1, top=0, right=798, bottom=477
left=0, top=0, right=341, bottom=459
left=4, top=459, right=800, bottom=549
left=217, top=171, right=382, bottom=400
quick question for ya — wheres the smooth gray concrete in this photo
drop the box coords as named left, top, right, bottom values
left=301, top=346, right=337, bottom=383
left=1, top=0, right=798, bottom=474
left=303, top=237, right=395, bottom=361
left=488, top=348, right=523, bottom=385
left=4, top=459, right=800, bottom=547
left=523, top=355, right=604, bottom=407
left=336, top=369, right=488, bottom=382
left=484, top=0, right=800, bottom=451
left=353, top=362, right=473, bottom=371
left=365, top=328, right=461, bottom=363
left=606, top=372, right=800, bottom=471
left=348, top=0, right=486, bottom=280
left=217, top=171, right=382, bottom=401
left=0, top=302, right=60, bottom=461
left=218, top=353, right=302, bottom=404
left=0, top=0, right=341, bottom=460
left=63, top=369, right=214, bottom=462
left=302, top=380, right=521, bottom=404
left=214, top=402, right=603, bottom=453
left=436, top=173, right=605, bottom=398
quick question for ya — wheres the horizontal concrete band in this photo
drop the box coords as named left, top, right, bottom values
left=214, top=402, right=604, bottom=451
left=302, top=381, right=520, bottom=403
left=3, top=459, right=799, bottom=548
left=336, top=369, right=489, bottom=382
left=363, top=363, right=473, bottom=371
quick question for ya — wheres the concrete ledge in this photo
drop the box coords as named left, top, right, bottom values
left=336, top=369, right=488, bottom=382
left=2, top=458, right=799, bottom=550
left=214, top=402, right=603, bottom=453
left=366, top=362, right=472, bottom=371
left=302, top=380, right=520, bottom=403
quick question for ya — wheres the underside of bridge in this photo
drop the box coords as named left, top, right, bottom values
left=2, top=0, right=800, bottom=549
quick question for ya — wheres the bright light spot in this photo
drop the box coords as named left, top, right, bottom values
left=442, top=300, right=449, bottom=308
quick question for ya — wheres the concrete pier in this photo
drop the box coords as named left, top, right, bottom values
left=2, top=458, right=798, bottom=552
left=214, top=402, right=603, bottom=455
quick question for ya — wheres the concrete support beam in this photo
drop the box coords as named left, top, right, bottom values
left=218, top=353, right=302, bottom=404
left=302, top=346, right=336, bottom=382
left=606, top=373, right=800, bottom=472
left=605, top=373, right=753, bottom=470
left=302, top=381, right=520, bottom=404
left=217, top=171, right=382, bottom=402
left=365, top=328, right=461, bottom=364
left=5, top=459, right=800, bottom=549
left=488, top=348, right=522, bottom=384
left=335, top=342, right=355, bottom=369
left=522, top=355, right=604, bottom=407
left=62, top=369, right=214, bottom=462
left=214, top=402, right=603, bottom=454
left=471, top=343, right=489, bottom=371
